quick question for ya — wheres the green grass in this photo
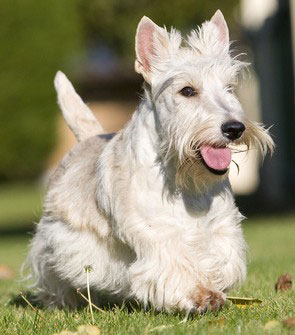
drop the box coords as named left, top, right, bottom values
left=0, top=182, right=43, bottom=231
left=0, top=185, right=294, bottom=334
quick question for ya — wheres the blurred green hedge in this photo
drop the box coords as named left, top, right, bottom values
left=0, top=0, right=237, bottom=181
left=0, top=0, right=82, bottom=181
left=79, top=0, right=237, bottom=60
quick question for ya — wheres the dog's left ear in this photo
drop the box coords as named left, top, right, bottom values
left=210, top=10, right=229, bottom=50
left=187, top=10, right=230, bottom=56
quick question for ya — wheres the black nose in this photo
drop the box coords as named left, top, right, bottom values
left=221, top=121, right=245, bottom=140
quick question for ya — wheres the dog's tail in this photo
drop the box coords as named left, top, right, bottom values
left=54, top=71, right=104, bottom=142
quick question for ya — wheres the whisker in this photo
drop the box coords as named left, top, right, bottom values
left=231, top=159, right=240, bottom=175
left=230, top=149, right=247, bottom=154
left=229, top=145, right=259, bottom=155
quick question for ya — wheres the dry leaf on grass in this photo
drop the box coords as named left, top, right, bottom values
left=264, top=320, right=281, bottom=330
left=208, top=317, right=226, bottom=328
left=283, top=317, right=295, bottom=328
left=275, top=273, right=292, bottom=291
left=0, top=264, right=14, bottom=279
left=53, top=325, right=100, bottom=335
left=227, top=296, right=262, bottom=308
left=77, top=325, right=100, bottom=335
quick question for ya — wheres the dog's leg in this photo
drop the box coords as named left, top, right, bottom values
left=128, top=248, right=196, bottom=312
left=117, top=201, right=245, bottom=314
left=124, top=229, right=227, bottom=314
left=128, top=245, right=227, bottom=314
left=127, top=232, right=243, bottom=314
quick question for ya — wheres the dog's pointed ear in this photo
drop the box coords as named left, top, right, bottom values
left=210, top=10, right=229, bottom=48
left=135, top=16, right=160, bottom=83
left=135, top=16, right=176, bottom=84
left=187, top=10, right=229, bottom=56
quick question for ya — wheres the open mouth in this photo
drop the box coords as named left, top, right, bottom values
left=199, top=145, right=232, bottom=175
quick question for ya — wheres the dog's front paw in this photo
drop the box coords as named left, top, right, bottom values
left=192, top=287, right=225, bottom=314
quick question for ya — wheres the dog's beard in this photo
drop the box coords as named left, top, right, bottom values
left=161, top=119, right=274, bottom=193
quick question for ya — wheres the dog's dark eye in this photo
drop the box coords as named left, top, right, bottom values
left=180, top=86, right=196, bottom=97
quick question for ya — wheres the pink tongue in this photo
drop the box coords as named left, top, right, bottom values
left=200, top=145, right=232, bottom=171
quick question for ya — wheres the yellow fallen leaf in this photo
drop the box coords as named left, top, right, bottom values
left=227, top=296, right=262, bottom=308
left=264, top=320, right=281, bottom=330
left=208, top=317, right=226, bottom=328
left=53, top=325, right=100, bottom=335
left=77, top=325, right=100, bottom=335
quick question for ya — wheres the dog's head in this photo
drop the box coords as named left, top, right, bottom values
left=135, top=11, right=274, bottom=192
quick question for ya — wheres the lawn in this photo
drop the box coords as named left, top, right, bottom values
left=0, top=184, right=295, bottom=334
left=0, top=182, right=43, bottom=232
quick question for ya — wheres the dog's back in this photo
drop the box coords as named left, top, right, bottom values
left=44, top=135, right=110, bottom=236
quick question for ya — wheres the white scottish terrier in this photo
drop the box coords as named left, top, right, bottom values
left=28, top=10, right=273, bottom=314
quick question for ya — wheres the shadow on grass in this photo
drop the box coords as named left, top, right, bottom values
left=0, top=221, right=35, bottom=236
left=8, top=290, right=225, bottom=321
left=8, top=290, right=147, bottom=314
left=9, top=291, right=43, bottom=309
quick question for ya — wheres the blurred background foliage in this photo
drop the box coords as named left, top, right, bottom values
left=78, top=0, right=237, bottom=60
left=0, top=0, right=82, bottom=181
left=0, top=0, right=237, bottom=181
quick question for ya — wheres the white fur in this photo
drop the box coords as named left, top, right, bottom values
left=54, top=71, right=103, bottom=141
left=28, top=11, right=273, bottom=314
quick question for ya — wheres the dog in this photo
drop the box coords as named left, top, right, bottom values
left=28, top=10, right=273, bottom=315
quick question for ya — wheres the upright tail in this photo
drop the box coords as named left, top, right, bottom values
left=54, top=71, right=104, bottom=142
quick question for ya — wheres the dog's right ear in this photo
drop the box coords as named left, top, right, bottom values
left=135, top=16, right=181, bottom=84
left=135, top=16, right=160, bottom=83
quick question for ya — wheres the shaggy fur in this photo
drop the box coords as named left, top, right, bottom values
left=28, top=11, right=273, bottom=314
